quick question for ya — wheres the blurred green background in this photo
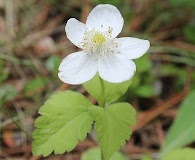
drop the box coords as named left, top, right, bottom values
left=0, top=0, right=195, bottom=159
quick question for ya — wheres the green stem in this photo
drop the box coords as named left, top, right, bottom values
left=99, top=76, right=105, bottom=107
left=101, top=151, right=103, bottom=160
left=99, top=76, right=105, bottom=159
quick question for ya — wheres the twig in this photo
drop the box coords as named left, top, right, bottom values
left=133, top=86, right=189, bottom=131
left=5, top=0, right=15, bottom=38
left=150, top=53, right=195, bottom=66
left=0, top=52, right=32, bottom=65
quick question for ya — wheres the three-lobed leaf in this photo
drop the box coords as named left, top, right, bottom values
left=161, top=90, right=195, bottom=155
left=83, top=74, right=131, bottom=105
left=32, top=91, right=94, bottom=157
left=90, top=103, right=136, bottom=160
left=32, top=89, right=137, bottom=159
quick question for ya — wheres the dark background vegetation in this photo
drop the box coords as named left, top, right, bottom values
left=0, top=0, right=195, bottom=159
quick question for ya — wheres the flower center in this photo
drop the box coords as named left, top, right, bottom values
left=79, top=27, right=120, bottom=59
left=92, top=33, right=106, bottom=45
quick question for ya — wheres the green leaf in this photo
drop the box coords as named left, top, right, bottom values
left=159, top=64, right=182, bottom=76
left=92, top=0, right=121, bottom=7
left=24, top=77, right=48, bottom=94
left=169, top=0, right=195, bottom=9
left=134, top=54, right=152, bottom=73
left=32, top=91, right=94, bottom=157
left=0, top=85, right=17, bottom=106
left=83, top=74, right=131, bottom=105
left=141, top=155, right=152, bottom=160
left=0, top=59, right=9, bottom=83
left=136, top=85, right=156, bottom=98
left=81, top=147, right=128, bottom=160
left=161, top=90, right=195, bottom=155
left=91, top=103, right=136, bottom=160
left=162, top=148, right=195, bottom=160
left=159, top=65, right=187, bottom=90
left=46, top=55, right=61, bottom=74
left=183, top=24, right=195, bottom=44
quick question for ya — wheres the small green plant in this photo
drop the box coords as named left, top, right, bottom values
left=32, top=4, right=150, bottom=160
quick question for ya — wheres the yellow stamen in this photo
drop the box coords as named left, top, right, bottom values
left=92, top=33, right=106, bottom=45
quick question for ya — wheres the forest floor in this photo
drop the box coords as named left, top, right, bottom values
left=0, top=0, right=195, bottom=160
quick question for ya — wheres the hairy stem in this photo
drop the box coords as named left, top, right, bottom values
left=99, top=76, right=105, bottom=107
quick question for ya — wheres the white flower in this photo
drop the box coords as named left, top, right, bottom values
left=58, top=4, right=150, bottom=85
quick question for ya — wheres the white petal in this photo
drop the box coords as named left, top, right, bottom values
left=98, top=54, right=136, bottom=83
left=116, top=37, right=150, bottom=59
left=58, top=51, right=98, bottom=85
left=65, top=18, right=86, bottom=48
left=86, top=4, right=124, bottom=38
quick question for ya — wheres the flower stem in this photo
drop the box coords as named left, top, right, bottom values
left=99, top=76, right=105, bottom=159
left=101, top=151, right=103, bottom=160
left=99, top=76, right=105, bottom=107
